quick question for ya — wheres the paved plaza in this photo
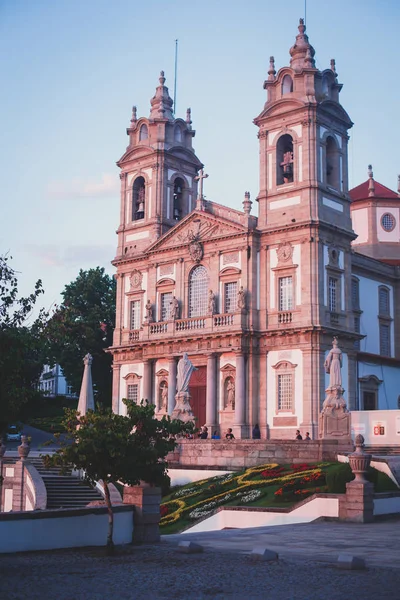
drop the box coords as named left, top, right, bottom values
left=1, top=520, right=400, bottom=599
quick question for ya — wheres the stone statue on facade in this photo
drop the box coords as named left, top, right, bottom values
left=170, top=296, right=180, bottom=320
left=161, top=383, right=168, bottom=412
left=172, top=353, right=196, bottom=422
left=237, top=286, right=246, bottom=310
left=226, top=379, right=235, bottom=409
left=145, top=299, right=153, bottom=323
left=208, top=290, right=216, bottom=315
left=319, top=337, right=351, bottom=442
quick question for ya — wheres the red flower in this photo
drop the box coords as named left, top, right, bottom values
left=160, top=505, right=169, bottom=518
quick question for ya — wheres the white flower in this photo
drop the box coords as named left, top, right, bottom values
left=173, top=487, right=196, bottom=498
left=240, top=489, right=262, bottom=503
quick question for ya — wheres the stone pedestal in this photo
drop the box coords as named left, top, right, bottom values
left=171, top=392, right=195, bottom=423
left=123, top=485, right=161, bottom=543
left=341, top=481, right=374, bottom=523
left=319, top=409, right=351, bottom=440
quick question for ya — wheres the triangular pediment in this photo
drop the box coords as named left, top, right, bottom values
left=319, top=101, right=353, bottom=128
left=146, top=210, right=247, bottom=255
left=117, top=146, right=155, bottom=166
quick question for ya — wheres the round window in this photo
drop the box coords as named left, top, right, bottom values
left=381, top=213, right=396, bottom=232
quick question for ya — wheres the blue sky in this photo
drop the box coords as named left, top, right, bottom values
left=1, top=0, right=399, bottom=316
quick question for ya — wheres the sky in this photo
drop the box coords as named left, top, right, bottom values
left=1, top=0, right=399, bottom=317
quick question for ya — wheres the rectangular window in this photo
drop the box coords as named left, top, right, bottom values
left=328, top=277, right=337, bottom=312
left=161, top=292, right=172, bottom=321
left=354, top=316, right=360, bottom=350
left=351, top=278, right=360, bottom=310
left=379, top=323, right=390, bottom=357
left=130, top=300, right=141, bottom=330
left=224, top=282, right=237, bottom=313
left=127, top=384, right=139, bottom=403
left=279, top=276, right=293, bottom=311
left=278, top=373, right=293, bottom=411
left=379, top=287, right=389, bottom=316
left=363, top=391, right=376, bottom=411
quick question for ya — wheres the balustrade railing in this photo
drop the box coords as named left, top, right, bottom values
left=128, top=330, right=140, bottom=342
left=214, top=313, right=234, bottom=326
left=175, top=317, right=206, bottom=331
left=278, top=311, right=293, bottom=324
left=149, top=322, right=168, bottom=335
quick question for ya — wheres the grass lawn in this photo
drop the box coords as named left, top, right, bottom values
left=160, top=461, right=398, bottom=534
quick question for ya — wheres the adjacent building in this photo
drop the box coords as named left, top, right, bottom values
left=109, top=20, right=400, bottom=438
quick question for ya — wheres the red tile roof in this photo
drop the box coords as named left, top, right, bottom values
left=350, top=180, right=399, bottom=202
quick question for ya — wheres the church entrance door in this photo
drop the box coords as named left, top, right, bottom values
left=189, top=366, right=206, bottom=428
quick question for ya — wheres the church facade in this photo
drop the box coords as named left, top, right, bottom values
left=109, top=20, right=400, bottom=439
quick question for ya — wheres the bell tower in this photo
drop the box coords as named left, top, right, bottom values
left=254, top=19, right=353, bottom=232
left=115, top=71, right=203, bottom=258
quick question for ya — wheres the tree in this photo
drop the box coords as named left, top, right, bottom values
left=44, top=400, right=194, bottom=552
left=45, top=268, right=116, bottom=406
left=0, top=254, right=47, bottom=433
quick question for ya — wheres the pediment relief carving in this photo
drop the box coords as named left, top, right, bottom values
left=220, top=363, right=236, bottom=372
left=147, top=213, right=245, bottom=255
left=272, top=360, right=298, bottom=370
left=123, top=372, right=142, bottom=381
left=219, top=267, right=241, bottom=276
left=156, top=368, right=169, bottom=378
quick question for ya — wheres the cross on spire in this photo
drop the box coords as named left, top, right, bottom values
left=194, top=168, right=209, bottom=207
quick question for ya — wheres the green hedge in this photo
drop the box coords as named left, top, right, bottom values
left=326, top=462, right=398, bottom=493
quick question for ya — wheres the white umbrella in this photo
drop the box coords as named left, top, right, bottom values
left=77, top=353, right=95, bottom=415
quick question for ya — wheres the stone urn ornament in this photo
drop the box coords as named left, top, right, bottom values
left=18, top=435, right=31, bottom=461
left=348, top=434, right=372, bottom=483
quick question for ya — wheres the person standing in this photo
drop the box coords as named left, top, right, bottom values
left=295, top=429, right=303, bottom=440
left=252, top=423, right=261, bottom=439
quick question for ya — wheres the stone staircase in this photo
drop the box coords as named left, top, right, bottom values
left=30, top=458, right=104, bottom=509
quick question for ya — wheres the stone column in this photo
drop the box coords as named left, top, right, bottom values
left=142, top=359, right=152, bottom=403
left=234, top=352, right=246, bottom=435
left=168, top=357, right=177, bottom=415
left=112, top=363, right=121, bottom=414
left=206, top=353, right=217, bottom=428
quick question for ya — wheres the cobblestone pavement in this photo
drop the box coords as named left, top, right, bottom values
left=1, top=538, right=400, bottom=600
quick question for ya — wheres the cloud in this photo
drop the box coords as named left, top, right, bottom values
left=24, top=244, right=115, bottom=269
left=47, top=173, right=119, bottom=199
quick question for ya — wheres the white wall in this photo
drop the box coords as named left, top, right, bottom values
left=351, top=207, right=369, bottom=244
left=350, top=410, right=400, bottom=445
left=266, top=349, right=304, bottom=427
left=0, top=507, right=134, bottom=554
left=183, top=496, right=339, bottom=534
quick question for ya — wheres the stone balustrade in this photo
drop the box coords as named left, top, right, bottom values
left=121, top=312, right=243, bottom=345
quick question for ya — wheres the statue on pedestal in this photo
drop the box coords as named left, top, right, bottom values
left=237, top=286, right=246, bottom=311
left=322, top=337, right=347, bottom=413
left=172, top=353, right=197, bottom=422
left=319, top=338, right=351, bottom=442
left=145, top=299, right=153, bottom=323
left=208, top=290, right=216, bottom=315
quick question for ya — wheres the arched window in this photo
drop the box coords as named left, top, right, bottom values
left=322, top=75, right=330, bottom=98
left=139, top=124, right=148, bottom=141
left=276, top=134, right=294, bottom=185
left=174, top=126, right=182, bottom=142
left=188, top=265, right=208, bottom=317
left=132, top=176, right=145, bottom=220
left=282, top=75, right=293, bottom=95
left=173, top=177, right=184, bottom=221
left=326, top=136, right=340, bottom=189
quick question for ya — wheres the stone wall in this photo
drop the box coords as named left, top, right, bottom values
left=168, top=439, right=353, bottom=469
left=0, top=459, right=46, bottom=512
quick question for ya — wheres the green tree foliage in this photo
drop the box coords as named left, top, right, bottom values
left=45, top=268, right=116, bottom=406
left=44, top=400, right=194, bottom=551
left=0, top=254, right=47, bottom=433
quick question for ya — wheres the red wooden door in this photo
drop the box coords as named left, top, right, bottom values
left=189, top=366, right=207, bottom=427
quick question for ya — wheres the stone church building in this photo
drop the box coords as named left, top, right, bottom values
left=109, top=20, right=400, bottom=439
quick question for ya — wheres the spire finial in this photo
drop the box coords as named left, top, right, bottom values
left=130, top=105, right=137, bottom=124
left=330, top=59, right=338, bottom=78
left=186, top=107, right=192, bottom=126
left=289, top=17, right=316, bottom=71
left=243, top=191, right=252, bottom=215
left=149, top=70, right=174, bottom=120
left=368, top=164, right=375, bottom=197
left=268, top=56, right=276, bottom=81
left=397, top=174, right=400, bottom=196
